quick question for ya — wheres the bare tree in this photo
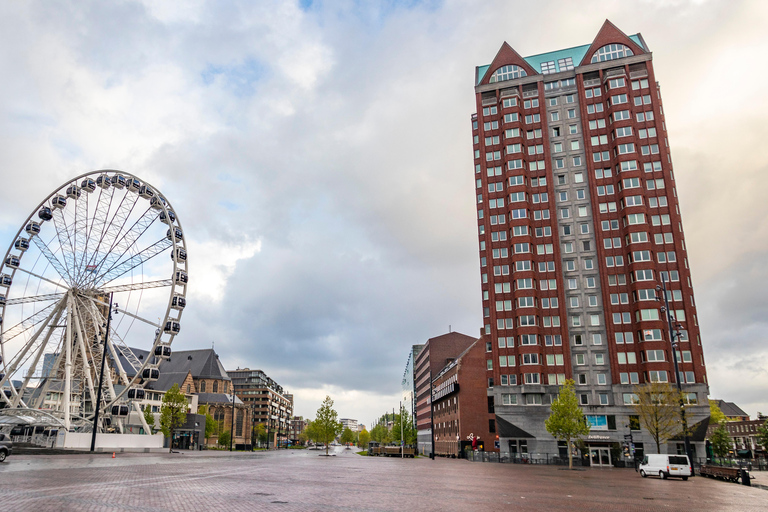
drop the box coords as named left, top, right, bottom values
left=634, top=382, right=684, bottom=453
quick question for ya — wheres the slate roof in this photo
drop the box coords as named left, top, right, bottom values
left=713, top=400, right=749, bottom=419
left=196, top=392, right=243, bottom=405
left=476, top=34, right=645, bottom=84
left=112, top=347, right=230, bottom=392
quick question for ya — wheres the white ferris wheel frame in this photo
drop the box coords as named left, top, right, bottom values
left=0, top=170, right=187, bottom=433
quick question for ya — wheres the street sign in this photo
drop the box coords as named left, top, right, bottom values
left=624, top=434, right=632, bottom=440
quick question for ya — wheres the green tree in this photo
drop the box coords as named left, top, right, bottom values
left=198, top=405, right=216, bottom=444
left=298, top=431, right=308, bottom=446
left=143, top=405, right=155, bottom=433
left=634, top=382, right=684, bottom=453
left=160, top=383, right=189, bottom=452
left=304, top=420, right=318, bottom=445
left=756, top=419, right=768, bottom=452
left=392, top=409, right=418, bottom=445
left=358, top=428, right=370, bottom=448
left=709, top=400, right=727, bottom=425
left=314, top=396, right=343, bottom=455
left=340, top=427, right=355, bottom=445
left=254, top=423, right=267, bottom=447
left=370, top=422, right=390, bottom=444
left=218, top=430, right=231, bottom=448
left=710, top=424, right=731, bottom=458
left=544, top=379, right=590, bottom=469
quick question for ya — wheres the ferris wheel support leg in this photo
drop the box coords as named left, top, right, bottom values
left=11, top=306, right=65, bottom=408
left=103, top=326, right=131, bottom=387
left=72, top=303, right=98, bottom=420
left=64, top=292, right=73, bottom=431
left=134, top=401, right=151, bottom=435
left=96, top=334, right=120, bottom=424
left=0, top=296, right=66, bottom=404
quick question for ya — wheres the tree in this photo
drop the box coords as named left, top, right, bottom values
left=340, top=427, right=355, bottom=445
left=198, top=405, right=216, bottom=444
left=370, top=422, right=390, bottom=444
left=709, top=400, right=727, bottom=425
left=143, top=405, right=155, bottom=433
left=254, top=423, right=267, bottom=447
left=298, top=431, right=308, bottom=446
left=304, top=420, right=318, bottom=445
left=544, top=379, right=590, bottom=469
left=392, top=409, right=417, bottom=445
left=358, top=428, right=370, bottom=448
left=634, top=382, right=684, bottom=453
left=710, top=424, right=731, bottom=458
left=160, top=383, right=189, bottom=452
left=314, top=396, right=343, bottom=455
left=218, top=430, right=231, bottom=448
left=756, top=419, right=768, bottom=452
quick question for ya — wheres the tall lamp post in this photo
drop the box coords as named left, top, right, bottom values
left=657, top=274, right=693, bottom=471
left=429, top=367, right=435, bottom=460
left=229, top=385, right=235, bottom=451
left=90, top=293, right=116, bottom=452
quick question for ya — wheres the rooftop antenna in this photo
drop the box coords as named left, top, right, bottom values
left=449, top=324, right=452, bottom=333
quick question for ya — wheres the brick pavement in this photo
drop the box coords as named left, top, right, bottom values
left=0, top=447, right=765, bottom=511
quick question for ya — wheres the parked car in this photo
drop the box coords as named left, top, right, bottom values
left=0, top=433, right=12, bottom=462
left=639, top=454, right=692, bottom=480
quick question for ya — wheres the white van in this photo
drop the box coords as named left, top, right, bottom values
left=639, top=454, right=692, bottom=480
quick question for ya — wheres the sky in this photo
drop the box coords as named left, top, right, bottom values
left=1, top=0, right=767, bottom=425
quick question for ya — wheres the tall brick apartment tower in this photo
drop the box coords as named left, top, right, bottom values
left=472, top=20, right=709, bottom=462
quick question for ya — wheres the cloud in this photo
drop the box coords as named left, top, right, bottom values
left=0, top=0, right=767, bottom=422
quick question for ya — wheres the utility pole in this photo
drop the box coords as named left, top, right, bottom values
left=429, top=367, right=435, bottom=459
left=400, top=401, right=404, bottom=459
left=91, top=293, right=114, bottom=452
left=658, top=275, right=694, bottom=473
left=229, top=385, right=235, bottom=451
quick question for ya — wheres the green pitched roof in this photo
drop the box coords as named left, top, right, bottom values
left=476, top=34, right=645, bottom=85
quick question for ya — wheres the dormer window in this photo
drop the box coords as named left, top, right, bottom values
left=591, top=44, right=634, bottom=63
left=490, top=65, right=527, bottom=83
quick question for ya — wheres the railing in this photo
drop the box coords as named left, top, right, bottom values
left=466, top=450, right=587, bottom=466
left=465, top=451, right=768, bottom=471
left=11, top=433, right=57, bottom=448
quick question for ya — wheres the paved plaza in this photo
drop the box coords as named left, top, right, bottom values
left=0, top=446, right=765, bottom=511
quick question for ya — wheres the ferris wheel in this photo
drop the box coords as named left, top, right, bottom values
left=0, top=170, right=187, bottom=433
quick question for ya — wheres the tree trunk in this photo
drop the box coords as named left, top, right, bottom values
left=567, top=437, right=573, bottom=469
left=169, top=426, right=173, bottom=453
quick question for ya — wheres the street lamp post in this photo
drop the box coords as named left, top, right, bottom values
left=90, top=293, right=115, bottom=452
left=429, top=367, right=435, bottom=460
left=229, top=386, right=235, bottom=452
left=657, top=274, right=694, bottom=472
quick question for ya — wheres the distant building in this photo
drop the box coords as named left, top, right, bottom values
left=340, top=418, right=358, bottom=432
left=228, top=368, right=293, bottom=448
left=402, top=345, right=424, bottom=429
left=432, top=337, right=495, bottom=457
left=149, top=348, right=249, bottom=449
left=707, top=415, right=768, bottom=459
left=711, top=400, right=750, bottom=422
left=289, top=416, right=307, bottom=445
left=414, top=332, right=477, bottom=455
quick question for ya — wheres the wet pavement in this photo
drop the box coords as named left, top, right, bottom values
left=0, top=446, right=765, bottom=511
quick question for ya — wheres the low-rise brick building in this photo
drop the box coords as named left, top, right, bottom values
left=432, top=336, right=495, bottom=457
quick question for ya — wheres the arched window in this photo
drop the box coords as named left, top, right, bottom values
left=489, top=64, right=527, bottom=83
left=214, top=407, right=225, bottom=423
left=591, top=44, right=634, bottom=63
left=200, top=381, right=206, bottom=392
left=213, top=380, right=218, bottom=393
